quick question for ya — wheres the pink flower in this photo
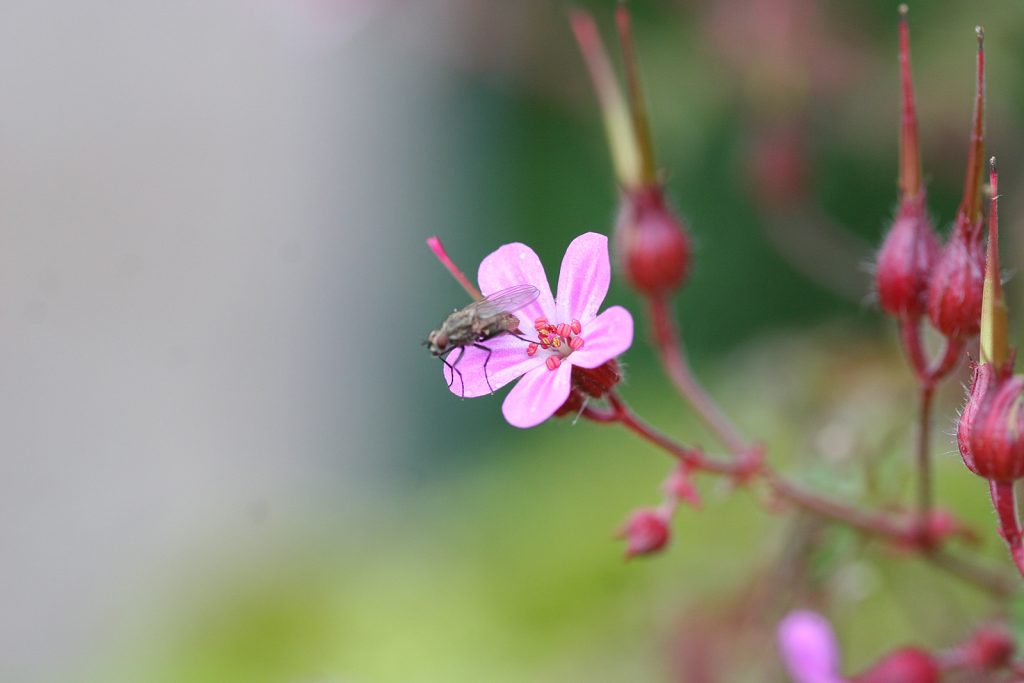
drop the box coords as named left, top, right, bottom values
left=443, top=232, right=633, bottom=429
left=777, top=611, right=845, bottom=683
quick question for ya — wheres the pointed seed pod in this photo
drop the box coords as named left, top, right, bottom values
left=927, top=26, right=986, bottom=338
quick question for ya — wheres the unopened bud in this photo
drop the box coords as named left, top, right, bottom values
left=929, top=23, right=987, bottom=338
left=618, top=507, right=670, bottom=558
left=616, top=186, right=691, bottom=297
left=854, top=647, right=939, bottom=683
left=961, top=625, right=1014, bottom=671
left=876, top=196, right=938, bottom=318
left=958, top=362, right=995, bottom=476
left=664, top=465, right=701, bottom=509
left=966, top=370, right=1024, bottom=482
left=926, top=220, right=985, bottom=338
left=572, top=360, right=621, bottom=399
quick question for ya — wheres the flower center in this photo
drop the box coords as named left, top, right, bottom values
left=525, top=316, right=585, bottom=370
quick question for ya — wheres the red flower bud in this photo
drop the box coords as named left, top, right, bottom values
left=928, top=25, right=987, bottom=338
left=960, top=625, right=1015, bottom=671
left=926, top=218, right=985, bottom=338
left=876, top=195, right=938, bottom=318
left=572, top=360, right=621, bottom=399
left=966, top=369, right=1024, bottom=482
left=615, top=186, right=691, bottom=297
left=618, top=507, right=670, bottom=558
left=958, top=362, right=994, bottom=476
left=853, top=647, right=939, bottom=683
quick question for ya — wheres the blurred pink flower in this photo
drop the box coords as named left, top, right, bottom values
left=777, top=610, right=845, bottom=683
left=444, top=233, right=633, bottom=429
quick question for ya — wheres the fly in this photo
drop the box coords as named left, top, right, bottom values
left=425, top=284, right=540, bottom=397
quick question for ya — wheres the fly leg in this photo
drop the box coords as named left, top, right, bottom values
left=508, top=331, right=541, bottom=345
left=472, top=342, right=495, bottom=394
left=442, top=347, right=466, bottom=397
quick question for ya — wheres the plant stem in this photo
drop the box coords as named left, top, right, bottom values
left=647, top=296, right=749, bottom=454
left=605, top=392, right=752, bottom=477
left=588, top=391, right=1014, bottom=596
left=899, top=315, right=928, bottom=379
left=990, top=481, right=1024, bottom=579
left=916, top=384, right=934, bottom=535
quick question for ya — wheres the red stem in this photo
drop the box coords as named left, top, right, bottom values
left=605, top=392, right=752, bottom=477
left=647, top=296, right=749, bottom=454
left=915, top=383, right=934, bottom=537
left=989, top=481, right=1024, bottom=579
left=899, top=315, right=929, bottom=380
left=585, top=391, right=1013, bottom=596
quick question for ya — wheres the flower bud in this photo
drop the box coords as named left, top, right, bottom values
left=926, top=219, right=985, bottom=338
left=928, top=25, right=987, bottom=338
left=853, top=647, right=939, bottom=683
left=615, top=186, right=692, bottom=297
left=572, top=360, right=621, bottom=399
left=960, top=625, right=1014, bottom=671
left=966, top=370, right=1024, bottom=482
left=876, top=195, right=938, bottom=318
left=618, top=507, right=670, bottom=558
left=958, top=362, right=995, bottom=476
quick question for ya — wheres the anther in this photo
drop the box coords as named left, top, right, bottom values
left=571, top=319, right=582, bottom=335
left=570, top=336, right=585, bottom=351
left=557, top=323, right=572, bottom=338
left=526, top=343, right=538, bottom=357
left=545, top=356, right=562, bottom=371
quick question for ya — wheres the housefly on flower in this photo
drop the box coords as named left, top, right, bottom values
left=425, top=284, right=540, bottom=397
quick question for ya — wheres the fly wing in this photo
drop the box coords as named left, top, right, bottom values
left=466, top=284, right=540, bottom=319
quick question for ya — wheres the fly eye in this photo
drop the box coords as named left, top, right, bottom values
left=437, top=334, right=449, bottom=349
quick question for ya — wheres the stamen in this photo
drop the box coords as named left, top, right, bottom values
left=546, top=356, right=562, bottom=371
left=570, top=336, right=585, bottom=351
left=557, top=323, right=572, bottom=338
left=534, top=316, right=548, bottom=330
left=527, top=343, right=539, bottom=357
left=551, top=337, right=562, bottom=349
left=571, top=319, right=582, bottom=335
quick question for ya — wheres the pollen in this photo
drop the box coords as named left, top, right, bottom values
left=529, top=316, right=588, bottom=366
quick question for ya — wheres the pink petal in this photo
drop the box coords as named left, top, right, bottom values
left=501, top=362, right=572, bottom=428
left=442, top=335, right=546, bottom=398
left=777, top=611, right=844, bottom=683
left=556, top=232, right=611, bottom=324
left=478, top=243, right=556, bottom=325
left=569, top=306, right=633, bottom=369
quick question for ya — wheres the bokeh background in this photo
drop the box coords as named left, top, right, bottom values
left=4, top=1, right=1024, bottom=681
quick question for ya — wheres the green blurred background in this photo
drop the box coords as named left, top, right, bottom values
left=5, top=1, right=1024, bottom=682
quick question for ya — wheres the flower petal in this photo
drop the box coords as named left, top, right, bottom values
left=442, top=334, right=546, bottom=398
left=478, top=242, right=556, bottom=325
left=777, top=611, right=843, bottom=683
left=501, top=361, right=572, bottom=428
left=569, top=306, right=633, bottom=369
left=556, top=232, right=611, bottom=324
